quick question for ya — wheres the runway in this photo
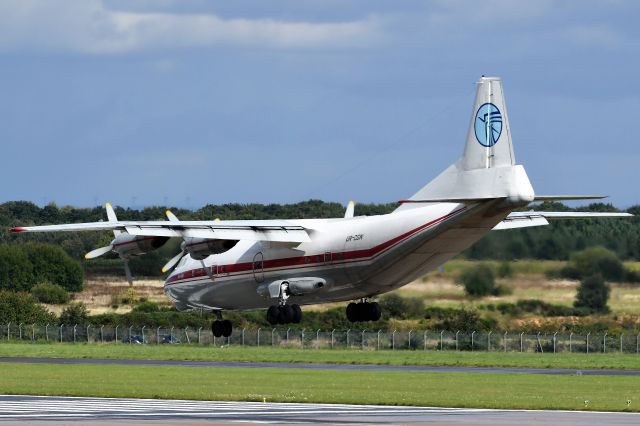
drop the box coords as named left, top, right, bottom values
left=1, top=356, right=639, bottom=376
left=0, top=395, right=638, bottom=425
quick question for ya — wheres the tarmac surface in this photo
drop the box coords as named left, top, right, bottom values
left=0, top=395, right=639, bottom=425
left=1, top=356, right=639, bottom=376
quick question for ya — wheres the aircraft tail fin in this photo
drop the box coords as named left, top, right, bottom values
left=397, top=76, right=533, bottom=211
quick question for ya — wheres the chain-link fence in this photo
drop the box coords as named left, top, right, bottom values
left=1, top=324, right=639, bottom=353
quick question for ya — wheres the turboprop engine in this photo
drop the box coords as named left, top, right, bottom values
left=180, top=238, right=238, bottom=260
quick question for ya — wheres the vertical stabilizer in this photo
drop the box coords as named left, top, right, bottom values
left=460, top=76, right=515, bottom=170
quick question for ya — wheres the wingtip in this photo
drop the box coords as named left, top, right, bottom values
left=9, top=227, right=27, bottom=233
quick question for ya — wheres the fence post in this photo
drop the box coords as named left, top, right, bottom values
left=440, top=330, right=444, bottom=351
left=184, top=327, right=190, bottom=344
left=45, top=324, right=49, bottom=342
left=19, top=323, right=23, bottom=340
left=272, top=328, right=276, bottom=347
left=504, top=332, right=507, bottom=352
left=377, top=330, right=381, bottom=351
left=198, top=327, right=202, bottom=345
left=471, top=331, right=476, bottom=352
left=455, top=331, right=459, bottom=351
left=156, top=327, right=161, bottom=345
left=586, top=332, right=590, bottom=353
left=408, top=330, right=413, bottom=350
left=331, top=329, right=335, bottom=349
left=424, top=331, right=428, bottom=351
left=257, top=328, right=261, bottom=347
left=487, top=331, right=492, bottom=352
left=520, top=332, right=524, bottom=352
left=301, top=329, right=305, bottom=349
left=346, top=329, right=350, bottom=348
left=569, top=332, right=573, bottom=353
left=620, top=334, right=624, bottom=353
left=316, top=329, right=320, bottom=348
left=170, top=326, right=174, bottom=344
left=73, top=324, right=77, bottom=343
left=141, top=326, right=146, bottom=344
left=553, top=332, right=558, bottom=354
left=242, top=328, right=245, bottom=347
left=60, top=324, right=64, bottom=343
left=361, top=329, right=366, bottom=350
left=603, top=332, right=607, bottom=353
left=392, top=330, right=396, bottom=350
left=6, top=323, right=9, bottom=341
left=31, top=324, right=36, bottom=342
left=87, top=325, right=91, bottom=343
left=637, top=333, right=640, bottom=354
left=115, top=325, right=118, bottom=343
left=128, top=326, right=133, bottom=344
left=536, top=332, right=543, bottom=353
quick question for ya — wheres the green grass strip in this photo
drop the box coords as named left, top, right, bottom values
left=0, top=362, right=638, bottom=412
left=1, top=343, right=640, bottom=370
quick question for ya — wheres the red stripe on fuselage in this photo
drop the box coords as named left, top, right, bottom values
left=166, top=207, right=466, bottom=285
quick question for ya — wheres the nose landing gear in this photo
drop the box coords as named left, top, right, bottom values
left=211, top=311, right=233, bottom=338
left=346, top=300, right=382, bottom=322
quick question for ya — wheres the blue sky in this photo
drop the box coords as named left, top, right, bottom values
left=0, top=0, right=638, bottom=208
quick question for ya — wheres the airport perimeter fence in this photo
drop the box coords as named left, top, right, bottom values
left=2, top=323, right=640, bottom=354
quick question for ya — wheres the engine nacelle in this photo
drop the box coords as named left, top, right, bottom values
left=181, top=238, right=238, bottom=260
left=111, top=234, right=169, bottom=258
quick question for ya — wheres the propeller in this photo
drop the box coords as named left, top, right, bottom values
left=161, top=210, right=186, bottom=273
left=84, top=244, right=113, bottom=259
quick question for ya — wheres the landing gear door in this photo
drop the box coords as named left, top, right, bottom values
left=253, top=252, right=264, bottom=283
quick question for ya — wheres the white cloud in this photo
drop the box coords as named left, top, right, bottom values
left=0, top=0, right=382, bottom=54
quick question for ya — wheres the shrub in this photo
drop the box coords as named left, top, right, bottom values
left=378, top=294, right=424, bottom=319
left=22, top=243, right=84, bottom=291
left=566, top=247, right=624, bottom=282
left=0, top=290, right=56, bottom=324
left=574, top=274, right=610, bottom=313
left=0, top=246, right=34, bottom=291
left=30, top=282, right=70, bottom=304
left=497, top=261, right=513, bottom=278
left=424, top=306, right=495, bottom=331
left=59, top=302, right=90, bottom=325
left=132, top=301, right=160, bottom=313
left=457, top=264, right=499, bottom=297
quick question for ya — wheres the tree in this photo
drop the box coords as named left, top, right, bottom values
left=0, top=246, right=34, bottom=291
left=0, top=290, right=56, bottom=324
left=574, top=274, right=610, bottom=313
left=457, top=264, right=497, bottom=297
left=568, top=246, right=624, bottom=282
left=30, top=283, right=70, bottom=304
left=22, top=243, right=84, bottom=291
left=59, top=303, right=89, bottom=325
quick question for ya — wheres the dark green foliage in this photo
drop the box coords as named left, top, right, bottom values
left=424, top=306, right=495, bottom=331
left=132, top=301, right=160, bottom=313
left=0, top=290, right=56, bottom=324
left=30, top=283, right=70, bottom=304
left=548, top=246, right=638, bottom=283
left=457, top=264, right=500, bottom=297
left=378, top=294, right=424, bottom=319
left=486, top=299, right=588, bottom=317
left=0, top=245, right=34, bottom=291
left=574, top=274, right=610, bottom=313
left=59, top=303, right=90, bottom=325
left=497, top=261, right=513, bottom=278
left=22, top=243, right=83, bottom=291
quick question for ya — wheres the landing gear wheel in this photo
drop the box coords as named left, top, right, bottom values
left=267, top=305, right=279, bottom=325
left=346, top=302, right=358, bottom=322
left=280, top=305, right=294, bottom=324
left=291, top=304, right=302, bottom=324
left=212, top=320, right=223, bottom=338
left=221, top=320, right=232, bottom=338
left=370, top=302, right=382, bottom=321
left=346, top=301, right=382, bottom=322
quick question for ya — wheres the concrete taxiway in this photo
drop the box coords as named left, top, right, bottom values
left=0, top=395, right=638, bottom=425
left=1, top=356, right=639, bottom=376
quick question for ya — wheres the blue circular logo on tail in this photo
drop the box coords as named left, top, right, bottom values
left=474, top=103, right=503, bottom=147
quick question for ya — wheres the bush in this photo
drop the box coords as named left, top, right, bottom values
left=565, top=247, right=625, bottom=282
left=424, top=306, right=495, bottom=331
left=30, top=282, right=70, bottom=304
left=59, top=303, right=90, bottom=325
left=0, top=290, right=56, bottom=324
left=574, top=274, right=610, bottom=313
left=457, top=264, right=499, bottom=297
left=378, top=294, right=424, bottom=319
left=0, top=246, right=34, bottom=291
left=132, top=301, right=160, bottom=313
left=22, top=243, right=84, bottom=291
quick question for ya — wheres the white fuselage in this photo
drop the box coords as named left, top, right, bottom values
left=164, top=200, right=514, bottom=311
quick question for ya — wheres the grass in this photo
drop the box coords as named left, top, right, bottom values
left=0, top=362, right=638, bottom=412
left=1, top=343, right=640, bottom=370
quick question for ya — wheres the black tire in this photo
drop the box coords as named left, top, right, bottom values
left=281, top=305, right=294, bottom=324
left=291, top=304, right=302, bottom=324
left=346, top=302, right=358, bottom=322
left=212, top=320, right=223, bottom=338
left=370, top=302, right=382, bottom=321
left=267, top=305, right=279, bottom=325
left=356, top=302, right=370, bottom=322
left=221, top=320, right=232, bottom=338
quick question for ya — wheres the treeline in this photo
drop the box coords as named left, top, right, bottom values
left=0, top=200, right=638, bottom=281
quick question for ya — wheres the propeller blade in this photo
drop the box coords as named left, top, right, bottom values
left=162, top=251, right=185, bottom=273
left=123, top=260, right=133, bottom=286
left=84, top=245, right=113, bottom=259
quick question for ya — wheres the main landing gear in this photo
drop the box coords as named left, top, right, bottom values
left=267, top=304, right=302, bottom=325
left=211, top=312, right=232, bottom=338
left=346, top=300, right=382, bottom=322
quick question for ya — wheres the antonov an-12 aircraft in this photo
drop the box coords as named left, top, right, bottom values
left=11, top=77, right=631, bottom=338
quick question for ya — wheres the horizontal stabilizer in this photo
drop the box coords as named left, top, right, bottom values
left=493, top=211, right=633, bottom=230
left=533, top=195, right=607, bottom=201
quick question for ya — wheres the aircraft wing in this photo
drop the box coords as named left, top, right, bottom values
left=10, top=219, right=311, bottom=243
left=493, top=211, right=633, bottom=230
